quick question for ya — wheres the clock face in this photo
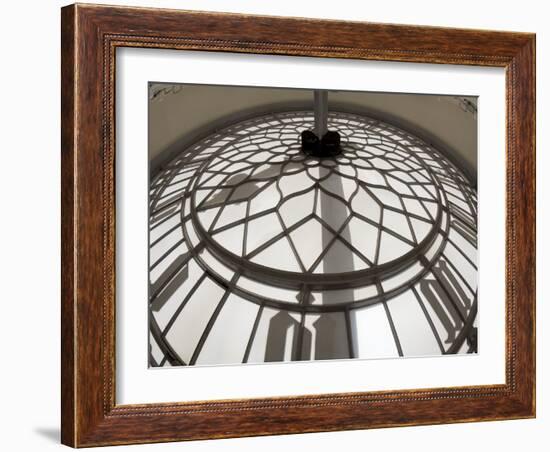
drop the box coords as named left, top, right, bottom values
left=148, top=110, right=477, bottom=367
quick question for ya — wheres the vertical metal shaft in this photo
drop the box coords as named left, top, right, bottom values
left=314, top=90, right=328, bottom=139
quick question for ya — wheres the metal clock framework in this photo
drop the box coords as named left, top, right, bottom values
left=148, top=109, right=478, bottom=367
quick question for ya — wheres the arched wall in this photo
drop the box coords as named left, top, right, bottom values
left=149, top=84, right=477, bottom=182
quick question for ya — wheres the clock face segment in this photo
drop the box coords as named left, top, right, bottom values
left=148, top=108, right=477, bottom=368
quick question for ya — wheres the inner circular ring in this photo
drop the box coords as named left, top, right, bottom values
left=183, top=112, right=443, bottom=291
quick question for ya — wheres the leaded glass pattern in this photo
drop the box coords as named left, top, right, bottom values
left=149, top=111, right=478, bottom=367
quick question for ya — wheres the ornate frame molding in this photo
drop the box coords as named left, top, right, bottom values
left=61, top=4, right=535, bottom=447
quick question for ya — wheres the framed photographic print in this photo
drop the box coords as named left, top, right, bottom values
left=61, top=3, right=536, bottom=447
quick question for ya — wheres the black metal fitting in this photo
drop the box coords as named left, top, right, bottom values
left=301, top=130, right=341, bottom=158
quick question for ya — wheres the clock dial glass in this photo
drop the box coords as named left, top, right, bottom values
left=148, top=85, right=477, bottom=367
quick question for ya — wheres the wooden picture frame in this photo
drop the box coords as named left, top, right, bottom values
left=61, top=3, right=536, bottom=447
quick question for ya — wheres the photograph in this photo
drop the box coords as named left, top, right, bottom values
left=52, top=2, right=537, bottom=447
left=148, top=84, right=479, bottom=367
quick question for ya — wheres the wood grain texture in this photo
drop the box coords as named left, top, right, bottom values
left=60, top=3, right=536, bottom=447
left=60, top=5, right=76, bottom=446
